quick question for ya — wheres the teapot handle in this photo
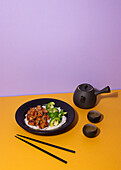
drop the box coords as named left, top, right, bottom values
left=94, top=86, right=111, bottom=96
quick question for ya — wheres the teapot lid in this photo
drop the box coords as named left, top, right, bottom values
left=78, top=83, right=93, bottom=92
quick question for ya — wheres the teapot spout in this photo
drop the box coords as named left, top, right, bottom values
left=94, top=86, right=111, bottom=96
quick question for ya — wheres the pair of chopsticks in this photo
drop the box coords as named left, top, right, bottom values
left=15, top=134, right=75, bottom=164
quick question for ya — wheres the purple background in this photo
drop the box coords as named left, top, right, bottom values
left=0, top=0, right=121, bottom=96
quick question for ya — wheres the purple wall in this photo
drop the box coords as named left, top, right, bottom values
left=0, top=0, right=121, bottom=96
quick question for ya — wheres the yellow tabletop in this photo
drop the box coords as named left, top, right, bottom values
left=0, top=90, right=121, bottom=170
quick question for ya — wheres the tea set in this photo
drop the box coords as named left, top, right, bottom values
left=73, top=83, right=111, bottom=138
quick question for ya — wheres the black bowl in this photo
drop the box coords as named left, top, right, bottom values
left=83, top=124, right=97, bottom=138
left=87, top=110, right=101, bottom=123
left=15, top=98, right=75, bottom=135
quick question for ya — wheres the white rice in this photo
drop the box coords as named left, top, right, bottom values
left=24, top=106, right=67, bottom=131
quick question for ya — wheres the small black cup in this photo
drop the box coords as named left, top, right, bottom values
left=83, top=124, right=98, bottom=138
left=87, top=110, right=101, bottom=123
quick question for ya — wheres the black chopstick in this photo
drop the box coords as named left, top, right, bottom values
left=16, top=134, right=75, bottom=153
left=15, top=136, right=67, bottom=164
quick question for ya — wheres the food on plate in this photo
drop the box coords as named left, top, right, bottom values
left=50, top=117, right=61, bottom=127
left=26, top=106, right=49, bottom=129
left=24, top=102, right=67, bottom=130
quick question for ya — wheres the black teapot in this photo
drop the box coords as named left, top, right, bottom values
left=73, top=83, right=111, bottom=109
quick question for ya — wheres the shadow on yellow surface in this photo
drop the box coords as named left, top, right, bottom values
left=96, top=91, right=118, bottom=106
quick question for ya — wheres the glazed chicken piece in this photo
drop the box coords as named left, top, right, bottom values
left=27, top=107, right=37, bottom=119
left=42, top=108, right=48, bottom=114
left=37, top=110, right=43, bottom=117
left=39, top=115, right=49, bottom=129
left=32, top=110, right=37, bottom=119
left=27, top=113, right=32, bottom=120
left=28, top=120, right=35, bottom=126
left=39, top=121, right=48, bottom=129
left=42, top=114, right=49, bottom=120
left=27, top=110, right=33, bottom=115
left=44, top=121, right=49, bottom=127
left=36, top=117, right=41, bottom=121
left=46, top=114, right=50, bottom=120
left=39, top=122, right=45, bottom=129
left=27, top=115, right=34, bottom=121
left=34, top=119, right=40, bottom=126
left=41, top=116, right=47, bottom=123
left=27, top=109, right=33, bottom=119
left=36, top=105, right=42, bottom=111
left=30, top=108, right=36, bottom=112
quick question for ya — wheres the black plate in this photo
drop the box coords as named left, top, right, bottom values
left=15, top=98, right=75, bottom=135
